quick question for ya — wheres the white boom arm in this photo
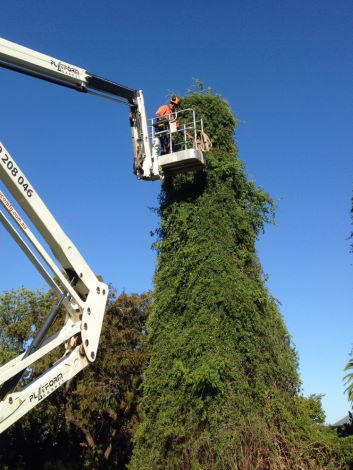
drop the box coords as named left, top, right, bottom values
left=0, top=142, right=108, bottom=433
left=0, top=37, right=158, bottom=180
left=0, top=37, right=162, bottom=432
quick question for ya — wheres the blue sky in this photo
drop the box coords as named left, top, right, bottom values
left=0, top=0, right=352, bottom=424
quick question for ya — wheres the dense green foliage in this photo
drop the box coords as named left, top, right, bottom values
left=0, top=287, right=54, bottom=365
left=62, top=290, right=151, bottom=469
left=129, top=90, right=351, bottom=469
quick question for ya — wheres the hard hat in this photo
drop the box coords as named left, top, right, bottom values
left=170, top=96, right=181, bottom=106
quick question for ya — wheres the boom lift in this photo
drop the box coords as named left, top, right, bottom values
left=0, top=38, right=208, bottom=181
left=0, top=38, right=209, bottom=433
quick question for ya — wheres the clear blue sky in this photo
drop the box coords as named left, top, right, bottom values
left=0, top=0, right=352, bottom=425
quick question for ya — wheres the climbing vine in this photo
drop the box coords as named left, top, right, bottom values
left=129, top=88, right=348, bottom=470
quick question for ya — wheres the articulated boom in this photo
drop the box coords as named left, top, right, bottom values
left=0, top=142, right=108, bottom=433
left=0, top=36, right=211, bottom=433
left=0, top=37, right=157, bottom=180
left=0, top=38, right=208, bottom=182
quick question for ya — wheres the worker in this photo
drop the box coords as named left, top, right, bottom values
left=154, top=96, right=181, bottom=155
left=156, top=96, right=181, bottom=119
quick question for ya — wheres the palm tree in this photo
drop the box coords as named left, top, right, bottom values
left=344, top=357, right=353, bottom=401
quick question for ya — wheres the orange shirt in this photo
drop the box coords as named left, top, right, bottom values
left=156, top=104, right=173, bottom=117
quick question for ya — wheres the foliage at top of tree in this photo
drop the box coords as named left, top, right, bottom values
left=129, top=87, right=349, bottom=470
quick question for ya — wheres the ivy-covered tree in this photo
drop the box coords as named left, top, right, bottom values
left=129, top=88, right=347, bottom=469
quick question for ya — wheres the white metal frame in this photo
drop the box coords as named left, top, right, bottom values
left=0, top=141, right=108, bottom=433
left=150, top=108, right=204, bottom=154
left=150, top=108, right=206, bottom=176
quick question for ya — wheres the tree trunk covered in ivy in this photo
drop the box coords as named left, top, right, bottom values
left=129, top=91, right=345, bottom=469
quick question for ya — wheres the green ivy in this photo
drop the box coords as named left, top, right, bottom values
left=129, top=89, right=350, bottom=469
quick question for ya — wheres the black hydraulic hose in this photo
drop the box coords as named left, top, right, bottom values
left=0, top=275, right=78, bottom=400
left=86, top=73, right=136, bottom=103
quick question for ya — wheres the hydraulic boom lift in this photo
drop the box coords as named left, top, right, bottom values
left=0, top=38, right=209, bottom=433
